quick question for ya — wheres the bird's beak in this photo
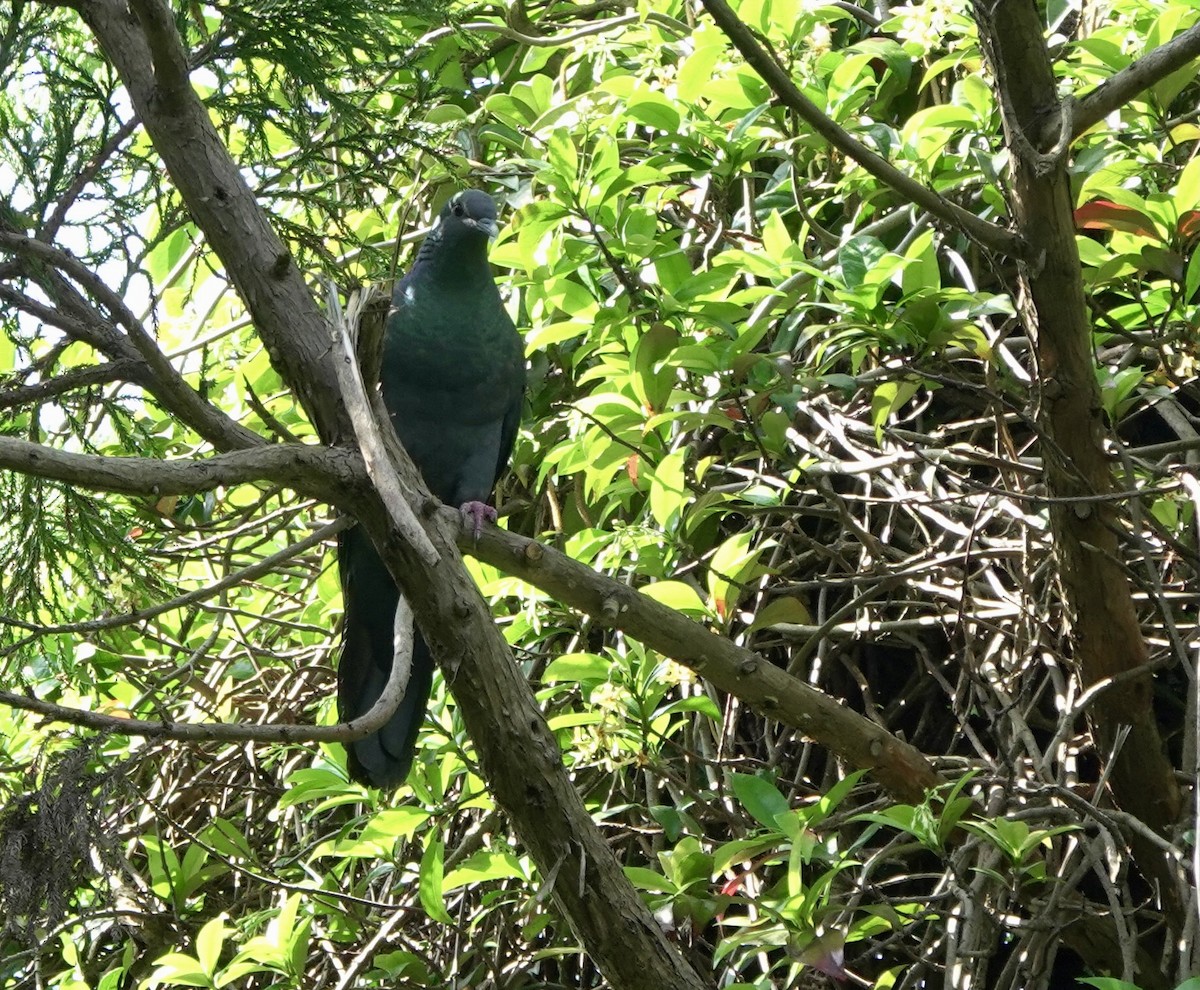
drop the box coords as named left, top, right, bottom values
left=470, top=217, right=500, bottom=239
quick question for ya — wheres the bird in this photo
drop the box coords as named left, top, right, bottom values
left=336, top=189, right=525, bottom=788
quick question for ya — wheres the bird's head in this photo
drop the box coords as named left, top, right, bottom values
left=416, top=189, right=501, bottom=267
left=439, top=189, right=500, bottom=238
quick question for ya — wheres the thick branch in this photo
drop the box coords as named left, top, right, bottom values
left=974, top=0, right=1184, bottom=934
left=1069, top=25, right=1200, bottom=143
left=345, top=493, right=711, bottom=990
left=698, top=0, right=1022, bottom=256
left=0, top=281, right=133, bottom=360
left=0, top=435, right=355, bottom=499
left=76, top=0, right=351, bottom=445
left=66, top=2, right=708, bottom=982
left=0, top=359, right=137, bottom=410
left=322, top=288, right=710, bottom=986
left=456, top=514, right=940, bottom=804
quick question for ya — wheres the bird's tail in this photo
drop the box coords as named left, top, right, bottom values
left=336, top=525, right=434, bottom=788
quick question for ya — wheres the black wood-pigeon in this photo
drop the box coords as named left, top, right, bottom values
left=337, top=189, right=525, bottom=788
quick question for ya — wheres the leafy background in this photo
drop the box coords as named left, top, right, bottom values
left=1, top=0, right=1198, bottom=987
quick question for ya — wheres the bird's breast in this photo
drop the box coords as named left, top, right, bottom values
left=382, top=295, right=522, bottom=426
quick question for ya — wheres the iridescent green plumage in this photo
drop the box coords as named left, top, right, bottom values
left=337, top=190, right=524, bottom=788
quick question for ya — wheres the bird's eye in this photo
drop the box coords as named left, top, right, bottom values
left=452, top=200, right=466, bottom=218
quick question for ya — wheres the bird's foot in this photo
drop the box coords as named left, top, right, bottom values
left=460, top=500, right=497, bottom=541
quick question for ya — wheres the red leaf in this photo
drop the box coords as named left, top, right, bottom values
left=1074, top=199, right=1162, bottom=239
left=1178, top=209, right=1200, bottom=242
left=626, top=453, right=640, bottom=485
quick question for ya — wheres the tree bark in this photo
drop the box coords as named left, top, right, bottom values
left=973, top=0, right=1184, bottom=930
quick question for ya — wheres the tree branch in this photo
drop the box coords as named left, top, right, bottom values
left=348, top=496, right=712, bottom=990
left=72, top=1, right=714, bottom=984
left=456, top=513, right=940, bottom=804
left=0, top=518, right=346, bottom=648
left=417, top=10, right=690, bottom=48
left=1069, top=25, right=1200, bottom=143
left=0, top=233, right=261, bottom=450
left=40, top=117, right=141, bottom=242
left=0, top=359, right=138, bottom=410
left=0, top=282, right=131, bottom=360
left=76, top=0, right=352, bottom=445
left=0, top=435, right=356, bottom=499
left=974, top=0, right=1185, bottom=936
left=328, top=283, right=439, bottom=566
left=697, top=0, right=1023, bottom=257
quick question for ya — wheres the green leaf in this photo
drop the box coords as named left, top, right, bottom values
left=627, top=98, right=681, bottom=133
left=805, top=770, right=867, bottom=829
left=361, top=807, right=431, bottom=844
left=624, top=866, right=677, bottom=893
left=195, top=916, right=227, bottom=977
left=527, top=319, right=591, bottom=350
left=424, top=103, right=467, bottom=125
left=731, top=773, right=791, bottom=831
left=649, top=450, right=688, bottom=528
left=708, top=531, right=775, bottom=618
left=761, top=210, right=793, bottom=260
left=277, top=767, right=358, bottom=809
left=543, top=652, right=612, bottom=682
left=746, top=596, right=812, bottom=632
left=1174, top=156, right=1200, bottom=214
left=546, top=129, right=578, bottom=181
left=901, top=229, right=940, bottom=295
left=419, top=836, right=453, bottom=924
left=202, top=818, right=253, bottom=860
left=711, top=835, right=787, bottom=874
left=871, top=379, right=921, bottom=440
left=839, top=237, right=888, bottom=289
left=658, top=836, right=713, bottom=889
left=216, top=961, right=277, bottom=986
left=541, top=275, right=598, bottom=319
left=547, top=711, right=605, bottom=731
left=1147, top=7, right=1200, bottom=108
left=676, top=26, right=725, bottom=104
left=659, top=695, right=722, bottom=721
left=147, top=953, right=213, bottom=988
left=640, top=580, right=709, bottom=615
left=631, top=321, right=680, bottom=411
left=444, top=850, right=526, bottom=891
